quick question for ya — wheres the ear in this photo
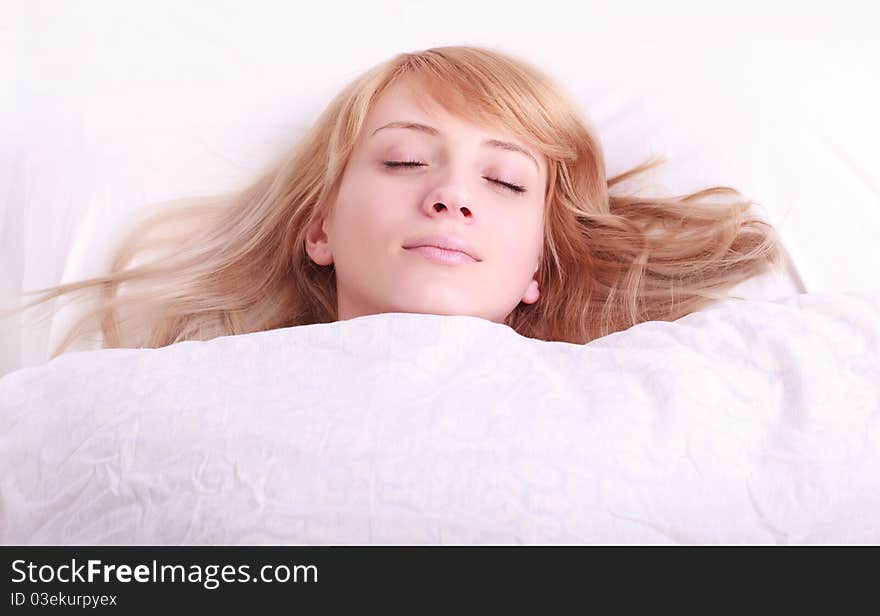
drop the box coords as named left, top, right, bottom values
left=520, top=262, right=540, bottom=304
left=520, top=278, right=540, bottom=305
left=304, top=216, right=334, bottom=266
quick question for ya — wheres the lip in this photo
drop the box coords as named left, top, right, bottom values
left=405, top=245, right=478, bottom=265
left=402, top=234, right=482, bottom=262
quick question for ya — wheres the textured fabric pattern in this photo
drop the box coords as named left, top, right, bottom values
left=1, top=291, right=878, bottom=544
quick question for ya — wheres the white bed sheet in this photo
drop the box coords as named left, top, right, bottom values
left=2, top=290, right=878, bottom=544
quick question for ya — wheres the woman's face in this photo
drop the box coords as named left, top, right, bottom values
left=306, top=81, right=547, bottom=323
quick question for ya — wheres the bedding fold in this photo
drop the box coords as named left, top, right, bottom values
left=1, top=291, right=878, bottom=544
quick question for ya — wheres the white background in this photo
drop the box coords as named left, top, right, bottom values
left=2, top=0, right=878, bottom=376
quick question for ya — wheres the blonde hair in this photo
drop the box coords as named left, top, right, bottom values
left=6, top=45, right=789, bottom=356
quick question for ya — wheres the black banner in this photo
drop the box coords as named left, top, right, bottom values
left=0, top=546, right=865, bottom=612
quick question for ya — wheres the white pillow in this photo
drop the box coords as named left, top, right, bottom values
left=4, top=1, right=876, bottom=377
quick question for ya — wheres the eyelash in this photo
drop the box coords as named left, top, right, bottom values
left=383, top=160, right=527, bottom=194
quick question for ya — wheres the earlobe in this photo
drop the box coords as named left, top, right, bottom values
left=521, top=278, right=540, bottom=305
left=305, top=218, right=334, bottom=266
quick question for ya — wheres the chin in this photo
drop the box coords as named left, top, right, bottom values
left=395, top=299, right=474, bottom=318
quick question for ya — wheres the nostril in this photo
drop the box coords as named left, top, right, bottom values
left=432, top=203, right=470, bottom=216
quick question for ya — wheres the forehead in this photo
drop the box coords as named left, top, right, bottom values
left=363, top=81, right=545, bottom=172
left=366, top=81, right=452, bottom=125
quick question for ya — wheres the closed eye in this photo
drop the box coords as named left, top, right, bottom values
left=383, top=161, right=527, bottom=194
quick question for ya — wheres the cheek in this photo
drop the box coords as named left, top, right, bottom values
left=494, top=212, right=543, bottom=267
left=332, top=173, right=409, bottom=244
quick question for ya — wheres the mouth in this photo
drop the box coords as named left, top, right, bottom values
left=404, top=245, right=479, bottom=265
left=401, top=234, right=482, bottom=262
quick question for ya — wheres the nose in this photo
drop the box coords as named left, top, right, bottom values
left=423, top=180, right=474, bottom=220
left=430, top=201, right=472, bottom=218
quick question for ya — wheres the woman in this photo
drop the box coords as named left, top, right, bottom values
left=6, top=45, right=787, bottom=355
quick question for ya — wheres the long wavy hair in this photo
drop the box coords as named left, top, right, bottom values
left=5, top=45, right=790, bottom=357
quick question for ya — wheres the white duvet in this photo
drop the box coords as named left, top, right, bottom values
left=1, top=291, right=878, bottom=545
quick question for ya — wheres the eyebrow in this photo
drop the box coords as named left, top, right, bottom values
left=371, top=121, right=539, bottom=170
